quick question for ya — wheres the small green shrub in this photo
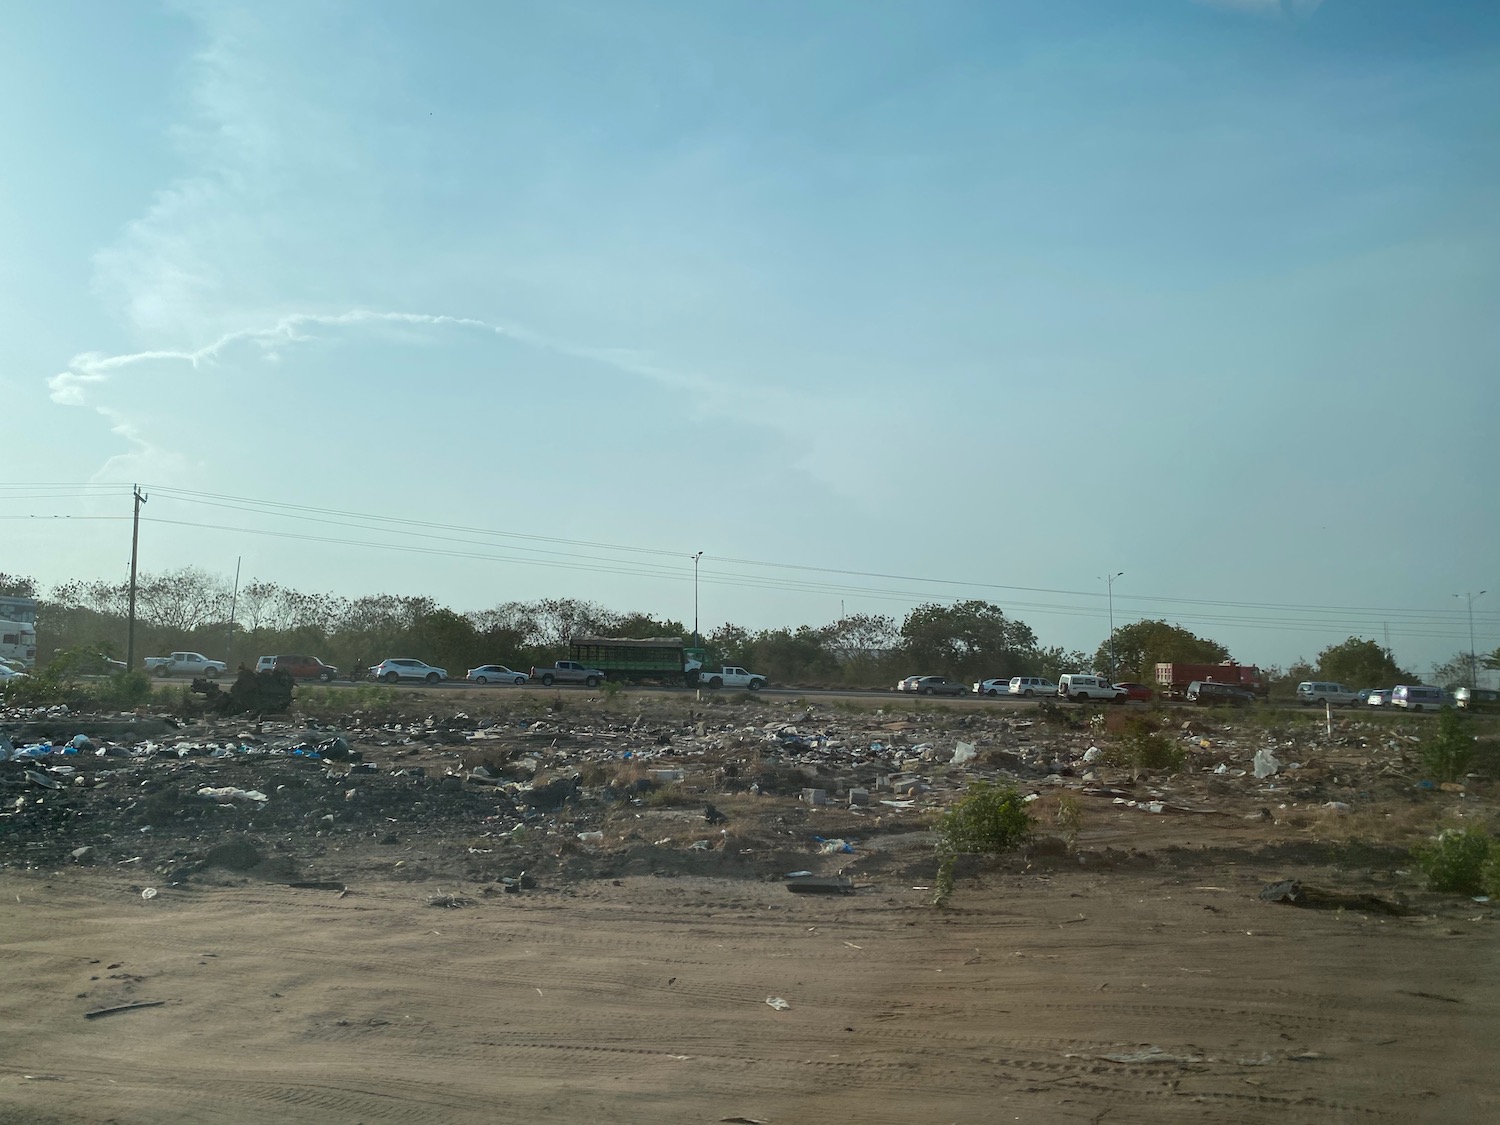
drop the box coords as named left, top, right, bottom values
left=1054, top=794, right=1083, bottom=849
left=936, top=781, right=1034, bottom=856
left=1422, top=708, right=1475, bottom=782
left=1414, top=828, right=1493, bottom=894
left=1104, top=714, right=1184, bottom=773
left=600, top=678, right=624, bottom=700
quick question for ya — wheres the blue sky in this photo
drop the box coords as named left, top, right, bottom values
left=2, top=0, right=1497, bottom=673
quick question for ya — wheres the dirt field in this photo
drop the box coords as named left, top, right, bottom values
left=2, top=695, right=1497, bottom=1124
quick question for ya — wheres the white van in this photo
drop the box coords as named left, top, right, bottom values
left=1057, top=674, right=1123, bottom=703
left=1296, top=681, right=1359, bottom=708
left=1391, top=684, right=1444, bottom=712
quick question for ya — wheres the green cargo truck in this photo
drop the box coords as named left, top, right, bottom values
left=567, top=636, right=706, bottom=685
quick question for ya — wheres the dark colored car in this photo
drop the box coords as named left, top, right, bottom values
left=908, top=675, right=968, bottom=697
left=273, top=654, right=339, bottom=682
left=1113, top=682, right=1154, bottom=702
left=1186, top=680, right=1255, bottom=707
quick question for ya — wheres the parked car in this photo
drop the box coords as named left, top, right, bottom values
left=1366, top=689, right=1390, bottom=707
left=972, top=678, right=1011, bottom=696
left=1296, top=681, right=1359, bottom=708
left=260, top=654, right=339, bottom=682
left=1113, top=682, right=1154, bottom=702
left=0, top=664, right=29, bottom=684
left=370, top=658, right=448, bottom=684
left=1057, top=674, right=1124, bottom=703
left=467, top=664, right=529, bottom=685
left=905, top=675, right=967, bottom=696
left=1187, top=680, right=1256, bottom=706
left=1008, top=676, right=1058, bottom=698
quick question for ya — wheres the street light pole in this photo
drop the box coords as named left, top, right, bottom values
left=1455, top=591, right=1487, bottom=688
left=692, top=551, right=704, bottom=647
left=1100, top=571, right=1124, bottom=678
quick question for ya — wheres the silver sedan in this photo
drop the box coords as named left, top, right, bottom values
left=467, top=665, right=529, bottom=685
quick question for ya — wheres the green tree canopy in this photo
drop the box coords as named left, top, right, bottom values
left=1093, top=620, right=1230, bottom=682
left=1314, top=637, right=1414, bottom=687
left=898, top=600, right=1039, bottom=682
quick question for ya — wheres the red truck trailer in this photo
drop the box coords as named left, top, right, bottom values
left=1155, top=661, right=1267, bottom=700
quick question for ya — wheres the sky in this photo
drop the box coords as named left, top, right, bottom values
left=2, top=0, right=1497, bottom=675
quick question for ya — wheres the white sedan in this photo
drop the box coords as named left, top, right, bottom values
left=0, top=664, right=30, bottom=684
left=467, top=664, right=528, bottom=685
left=972, top=678, right=1011, bottom=696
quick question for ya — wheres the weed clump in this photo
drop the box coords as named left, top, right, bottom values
left=1103, top=714, right=1184, bottom=773
left=933, top=782, right=1034, bottom=907
left=1422, top=708, right=1475, bottom=782
left=1414, top=828, right=1493, bottom=895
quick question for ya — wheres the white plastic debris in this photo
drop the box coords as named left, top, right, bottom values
left=576, top=831, right=603, bottom=842
left=1252, top=749, right=1281, bottom=779
left=196, top=786, right=268, bottom=804
left=1082, top=746, right=1102, bottom=763
left=140, top=887, right=158, bottom=900
left=951, top=741, right=977, bottom=765
left=765, top=996, right=791, bottom=1011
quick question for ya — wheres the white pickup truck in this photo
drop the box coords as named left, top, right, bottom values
left=697, top=666, right=766, bottom=691
left=144, top=651, right=228, bottom=678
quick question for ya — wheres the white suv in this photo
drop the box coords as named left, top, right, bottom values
left=1057, top=674, right=1124, bottom=703
left=370, top=658, right=448, bottom=684
left=1296, top=681, right=1359, bottom=708
left=1008, top=676, right=1058, bottom=698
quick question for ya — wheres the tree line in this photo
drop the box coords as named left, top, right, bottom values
left=1, top=569, right=1488, bottom=689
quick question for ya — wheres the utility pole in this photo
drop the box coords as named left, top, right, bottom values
left=1455, top=591, right=1487, bottom=688
left=227, top=555, right=242, bottom=669
left=691, top=551, right=703, bottom=647
left=126, top=486, right=147, bottom=670
left=1100, top=571, right=1124, bottom=678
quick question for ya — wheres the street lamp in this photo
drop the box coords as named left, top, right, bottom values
left=1455, top=591, right=1487, bottom=688
left=1100, top=571, right=1124, bottom=677
left=692, top=551, right=704, bottom=647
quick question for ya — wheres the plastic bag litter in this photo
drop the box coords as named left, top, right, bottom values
left=816, top=837, right=855, bottom=854
left=1082, top=746, right=1102, bottom=763
left=765, top=997, right=791, bottom=1011
left=1253, top=749, right=1281, bottom=779
left=951, top=741, right=977, bottom=765
left=196, top=786, right=269, bottom=804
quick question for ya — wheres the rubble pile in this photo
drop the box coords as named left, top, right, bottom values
left=2, top=697, right=1490, bottom=892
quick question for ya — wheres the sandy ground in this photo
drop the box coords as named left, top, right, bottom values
left=2, top=859, right=1495, bottom=1125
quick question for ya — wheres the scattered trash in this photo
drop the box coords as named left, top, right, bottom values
left=576, top=831, right=604, bottom=842
left=765, top=996, right=791, bottom=1011
left=196, top=786, right=269, bottom=804
left=1258, top=880, right=1409, bottom=916
left=83, top=1000, right=166, bottom=1020
left=24, top=770, right=62, bottom=790
left=139, top=888, right=158, bottom=900
left=815, top=836, right=855, bottom=854
left=1252, top=749, right=1281, bottom=779
left=785, top=875, right=854, bottom=895
left=951, top=741, right=977, bottom=765
left=1082, top=746, right=1102, bottom=763
left=427, top=894, right=473, bottom=908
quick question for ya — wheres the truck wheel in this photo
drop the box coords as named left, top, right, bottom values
left=205, top=668, right=220, bottom=679
left=384, top=672, right=400, bottom=684
left=1076, top=693, right=1089, bottom=702
left=541, top=674, right=554, bottom=686
left=156, top=666, right=170, bottom=678
left=748, top=679, right=763, bottom=691
left=1023, top=689, right=1034, bottom=698
left=707, top=677, right=723, bottom=689
left=585, top=676, right=600, bottom=688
